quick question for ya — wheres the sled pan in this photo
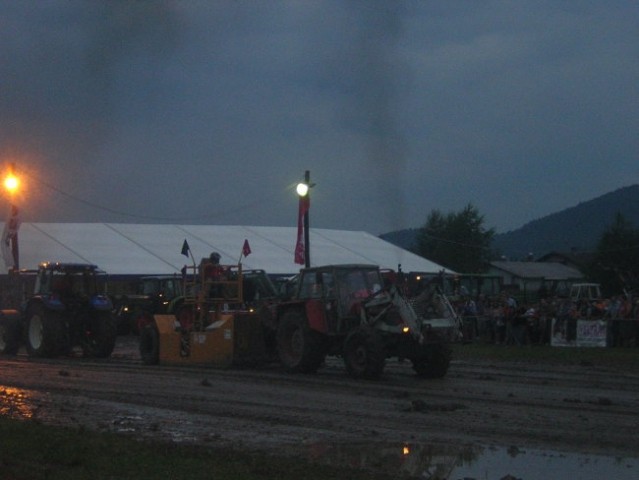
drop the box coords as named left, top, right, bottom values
left=153, top=312, right=266, bottom=367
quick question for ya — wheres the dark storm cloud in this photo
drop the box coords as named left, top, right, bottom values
left=0, top=4, right=173, bottom=162
left=1, top=0, right=181, bottom=219
left=398, top=0, right=639, bottom=232
left=1, top=1, right=637, bottom=234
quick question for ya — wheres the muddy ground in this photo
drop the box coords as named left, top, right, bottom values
left=1, top=336, right=638, bottom=475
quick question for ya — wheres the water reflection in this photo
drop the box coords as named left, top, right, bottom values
left=305, top=442, right=479, bottom=478
left=301, top=441, right=638, bottom=479
left=0, top=386, right=36, bottom=419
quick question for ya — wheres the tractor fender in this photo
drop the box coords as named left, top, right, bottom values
left=274, top=300, right=328, bottom=335
left=304, top=300, right=328, bottom=334
left=0, top=309, right=21, bottom=322
left=27, top=296, right=64, bottom=313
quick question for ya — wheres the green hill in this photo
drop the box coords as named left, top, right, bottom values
left=380, top=184, right=639, bottom=260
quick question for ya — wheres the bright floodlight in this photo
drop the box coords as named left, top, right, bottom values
left=296, top=182, right=309, bottom=197
left=4, top=174, right=19, bottom=193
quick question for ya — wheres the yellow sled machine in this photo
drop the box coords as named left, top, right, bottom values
left=139, top=254, right=266, bottom=367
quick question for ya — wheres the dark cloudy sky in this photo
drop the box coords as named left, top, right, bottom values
left=1, top=1, right=637, bottom=235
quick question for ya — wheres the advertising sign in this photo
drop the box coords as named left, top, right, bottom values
left=576, top=319, right=607, bottom=347
left=551, top=318, right=608, bottom=347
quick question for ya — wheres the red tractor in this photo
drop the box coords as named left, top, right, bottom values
left=263, top=264, right=462, bottom=379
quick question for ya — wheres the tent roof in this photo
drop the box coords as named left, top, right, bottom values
left=488, top=260, right=584, bottom=280
left=5, top=223, right=451, bottom=276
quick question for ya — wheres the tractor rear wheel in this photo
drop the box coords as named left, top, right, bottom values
left=25, top=305, right=65, bottom=358
left=343, top=327, right=386, bottom=380
left=139, top=323, right=160, bottom=365
left=276, top=310, right=325, bottom=373
left=0, top=314, right=20, bottom=355
left=82, top=312, right=117, bottom=358
left=411, top=343, right=451, bottom=378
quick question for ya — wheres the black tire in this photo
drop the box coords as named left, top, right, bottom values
left=82, top=311, right=117, bottom=358
left=139, top=323, right=160, bottom=365
left=411, top=343, right=451, bottom=379
left=25, top=305, right=65, bottom=358
left=276, top=310, right=325, bottom=373
left=343, top=327, right=386, bottom=380
left=0, top=314, right=21, bottom=355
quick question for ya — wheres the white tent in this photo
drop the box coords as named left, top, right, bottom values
left=2, top=223, right=451, bottom=276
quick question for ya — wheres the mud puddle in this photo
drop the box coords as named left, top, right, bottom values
left=0, top=378, right=639, bottom=480
left=299, top=441, right=639, bottom=479
left=0, top=386, right=45, bottom=419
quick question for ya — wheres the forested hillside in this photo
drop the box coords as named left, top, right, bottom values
left=380, top=185, right=639, bottom=260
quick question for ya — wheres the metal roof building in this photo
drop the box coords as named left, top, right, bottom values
left=4, top=223, right=451, bottom=276
left=486, top=260, right=585, bottom=299
left=487, top=260, right=584, bottom=282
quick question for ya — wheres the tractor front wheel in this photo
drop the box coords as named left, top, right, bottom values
left=343, top=327, right=386, bottom=380
left=139, top=323, right=160, bottom=365
left=411, top=343, right=451, bottom=379
left=82, top=312, right=117, bottom=358
left=276, top=310, right=325, bottom=374
left=25, top=305, right=65, bottom=358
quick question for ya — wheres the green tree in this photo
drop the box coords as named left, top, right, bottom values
left=413, top=203, right=495, bottom=273
left=589, top=213, right=639, bottom=295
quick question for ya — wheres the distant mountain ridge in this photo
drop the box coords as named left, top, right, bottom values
left=380, top=185, right=639, bottom=260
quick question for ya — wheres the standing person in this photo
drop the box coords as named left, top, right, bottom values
left=475, top=294, right=488, bottom=341
left=489, top=299, right=504, bottom=344
left=462, top=295, right=478, bottom=341
left=201, top=252, right=227, bottom=299
left=504, top=294, right=518, bottom=345
left=537, top=298, right=552, bottom=344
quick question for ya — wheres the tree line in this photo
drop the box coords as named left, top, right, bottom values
left=412, top=204, right=639, bottom=296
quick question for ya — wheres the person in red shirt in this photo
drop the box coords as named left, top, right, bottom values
left=201, top=252, right=227, bottom=300
left=203, top=252, right=225, bottom=281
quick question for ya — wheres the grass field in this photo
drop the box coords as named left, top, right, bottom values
left=452, top=343, right=639, bottom=368
left=0, top=416, right=390, bottom=480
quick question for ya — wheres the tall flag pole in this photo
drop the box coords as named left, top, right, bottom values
left=294, top=194, right=309, bottom=265
left=2, top=162, right=20, bottom=272
left=2, top=204, right=20, bottom=272
left=294, top=170, right=312, bottom=267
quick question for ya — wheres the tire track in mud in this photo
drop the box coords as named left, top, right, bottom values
left=1, top=342, right=638, bottom=458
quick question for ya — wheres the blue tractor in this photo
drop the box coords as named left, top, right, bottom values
left=0, top=262, right=117, bottom=358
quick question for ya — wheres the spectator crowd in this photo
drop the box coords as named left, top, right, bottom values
left=452, top=292, right=639, bottom=347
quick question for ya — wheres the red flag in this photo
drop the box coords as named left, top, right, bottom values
left=2, top=205, right=20, bottom=271
left=242, top=239, right=251, bottom=257
left=294, top=196, right=309, bottom=265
